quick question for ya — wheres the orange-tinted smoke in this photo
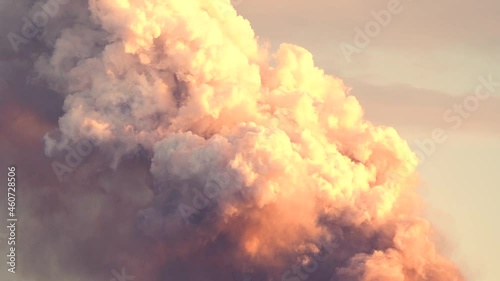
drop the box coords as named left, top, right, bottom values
left=27, top=0, right=465, bottom=280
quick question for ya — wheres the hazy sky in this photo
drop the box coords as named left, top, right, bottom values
left=236, top=1, right=500, bottom=281
left=0, top=1, right=497, bottom=281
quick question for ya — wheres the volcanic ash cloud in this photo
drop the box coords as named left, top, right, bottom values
left=32, top=0, right=464, bottom=280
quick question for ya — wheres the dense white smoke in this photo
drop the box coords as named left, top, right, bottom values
left=14, top=0, right=466, bottom=280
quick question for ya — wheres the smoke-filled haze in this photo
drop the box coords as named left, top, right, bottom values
left=0, top=0, right=484, bottom=281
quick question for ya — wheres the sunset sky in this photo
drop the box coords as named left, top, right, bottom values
left=236, top=1, right=499, bottom=280
left=0, top=1, right=498, bottom=281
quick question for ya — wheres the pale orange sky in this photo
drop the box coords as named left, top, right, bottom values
left=236, top=1, right=500, bottom=281
left=0, top=1, right=497, bottom=280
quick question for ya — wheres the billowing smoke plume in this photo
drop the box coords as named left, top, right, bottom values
left=4, top=0, right=464, bottom=280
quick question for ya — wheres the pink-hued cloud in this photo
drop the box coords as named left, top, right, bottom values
left=1, top=1, right=464, bottom=280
